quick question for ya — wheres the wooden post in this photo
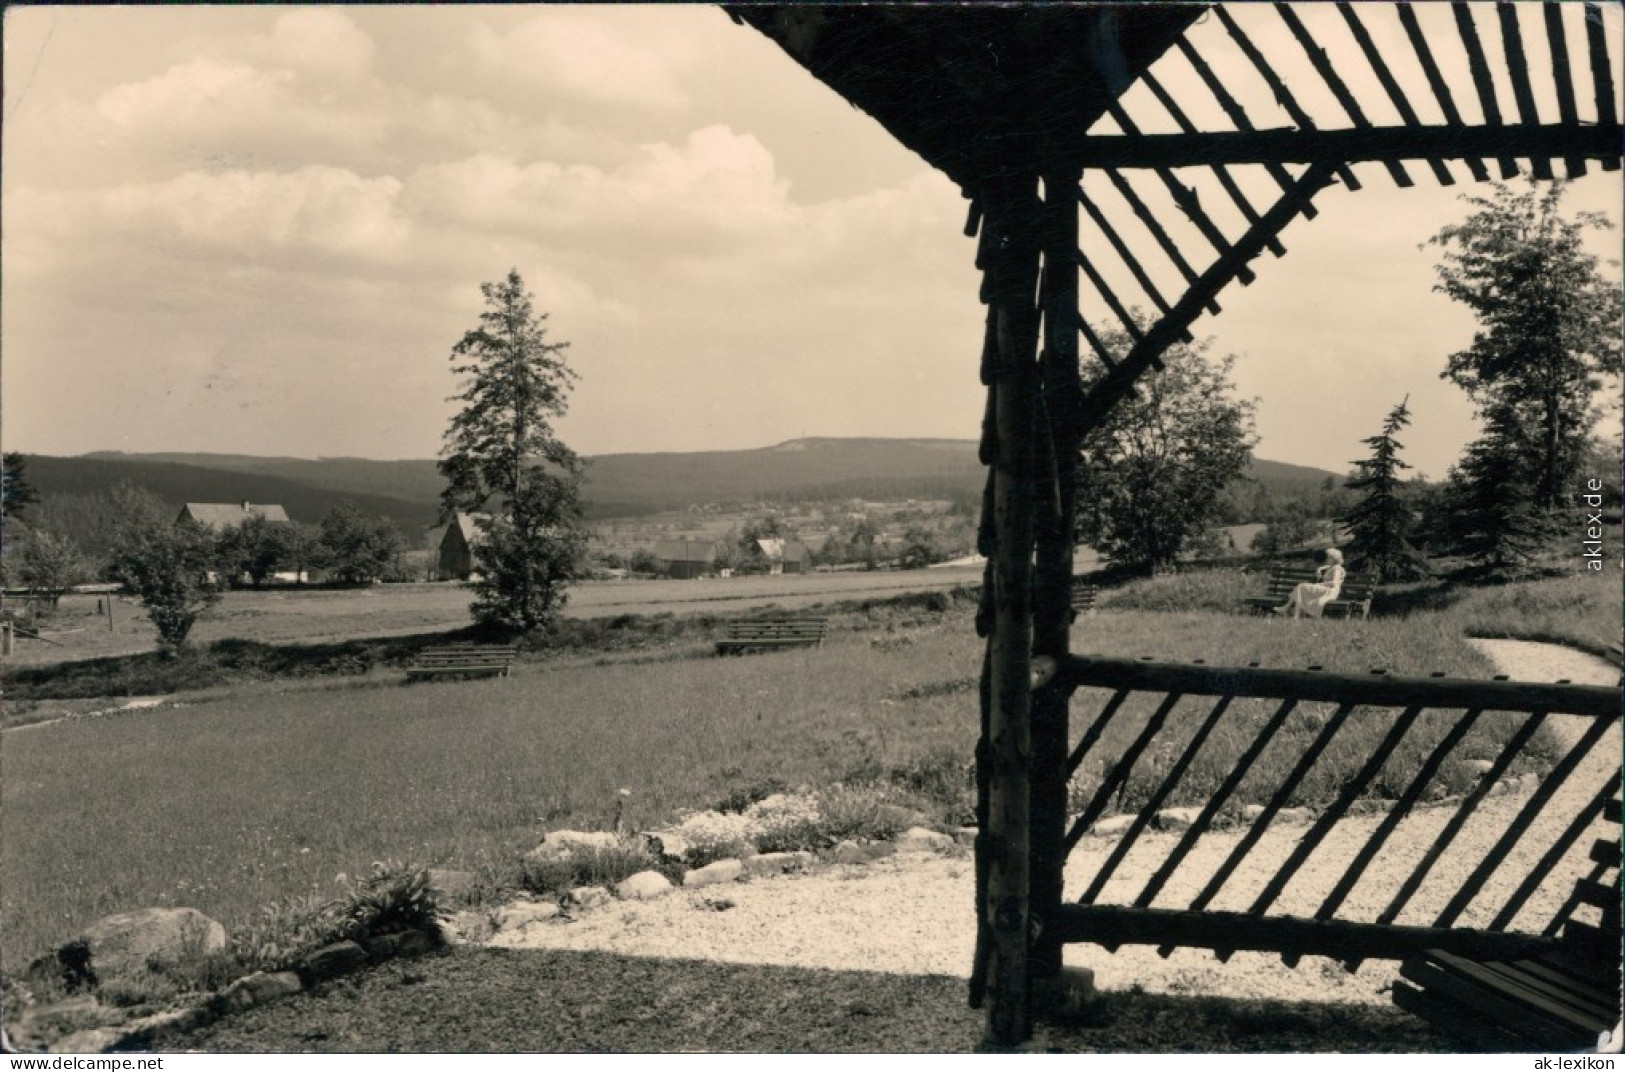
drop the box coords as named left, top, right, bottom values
left=2, top=621, right=11, bottom=656
left=979, top=171, right=1043, bottom=1048
left=1030, top=163, right=1083, bottom=982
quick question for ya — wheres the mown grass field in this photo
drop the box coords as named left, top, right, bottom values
left=6, top=563, right=1616, bottom=965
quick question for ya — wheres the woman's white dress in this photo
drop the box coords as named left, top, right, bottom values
left=1288, top=564, right=1345, bottom=618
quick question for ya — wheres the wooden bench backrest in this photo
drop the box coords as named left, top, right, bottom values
left=724, top=618, right=826, bottom=638
left=1260, top=568, right=1374, bottom=602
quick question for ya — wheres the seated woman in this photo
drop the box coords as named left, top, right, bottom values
left=1273, top=548, right=1345, bottom=619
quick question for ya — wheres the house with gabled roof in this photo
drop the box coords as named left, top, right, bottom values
left=654, top=539, right=723, bottom=580
left=177, top=501, right=291, bottom=531
left=438, top=512, right=491, bottom=581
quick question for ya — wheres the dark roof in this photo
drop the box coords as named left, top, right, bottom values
left=729, top=5, right=1201, bottom=188
left=178, top=503, right=290, bottom=530
left=654, top=540, right=720, bottom=564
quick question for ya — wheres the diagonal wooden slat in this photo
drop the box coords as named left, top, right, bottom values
left=1099, top=170, right=1220, bottom=317
left=1431, top=715, right=1616, bottom=929
left=1077, top=311, right=1116, bottom=370
left=1075, top=250, right=1146, bottom=343
left=1074, top=163, right=1336, bottom=441
left=1078, top=694, right=1235, bottom=906
left=1336, top=2, right=1453, bottom=186
left=1376, top=711, right=1549, bottom=929
left=1106, top=103, right=1254, bottom=285
left=1584, top=3, right=1621, bottom=172
left=1276, top=3, right=1412, bottom=187
left=1454, top=2, right=1521, bottom=178
left=1320, top=710, right=1485, bottom=940
left=1173, top=37, right=1319, bottom=219
left=1077, top=189, right=1186, bottom=333
left=1066, top=689, right=1131, bottom=778
left=1490, top=776, right=1616, bottom=932
left=1138, top=69, right=1287, bottom=256
left=1263, top=705, right=1426, bottom=967
left=1214, top=6, right=1361, bottom=191
left=1543, top=4, right=1587, bottom=178
left=1169, top=701, right=1358, bottom=958
left=1396, top=4, right=1491, bottom=182
left=1132, top=698, right=1299, bottom=912
left=1498, top=1, right=1555, bottom=181
left=1063, top=692, right=1186, bottom=854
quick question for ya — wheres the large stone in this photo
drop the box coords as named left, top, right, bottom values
left=683, top=859, right=744, bottom=888
left=75, top=907, right=226, bottom=981
left=300, top=940, right=368, bottom=982
left=643, top=831, right=691, bottom=861
left=219, top=971, right=303, bottom=1011
left=496, top=901, right=560, bottom=931
left=443, top=910, right=495, bottom=944
left=428, top=869, right=477, bottom=902
left=741, top=852, right=813, bottom=877
left=831, top=840, right=894, bottom=865
left=895, top=827, right=954, bottom=853
left=875, top=803, right=927, bottom=829
left=569, top=885, right=612, bottom=908
left=1091, top=815, right=1136, bottom=836
left=1240, top=804, right=1266, bottom=821
left=1155, top=807, right=1203, bottom=832
left=1461, top=759, right=1496, bottom=778
left=614, top=871, right=673, bottom=901
left=365, top=929, right=438, bottom=960
left=526, top=830, right=622, bottom=861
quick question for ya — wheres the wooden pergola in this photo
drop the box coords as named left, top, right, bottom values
left=731, top=2, right=1623, bottom=1047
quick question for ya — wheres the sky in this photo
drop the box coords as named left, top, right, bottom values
left=3, top=3, right=1621, bottom=479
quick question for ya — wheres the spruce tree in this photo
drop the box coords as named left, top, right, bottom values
left=440, top=270, right=587, bottom=631
left=1342, top=397, right=1428, bottom=581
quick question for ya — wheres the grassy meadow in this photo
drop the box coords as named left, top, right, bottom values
left=7, top=561, right=1619, bottom=965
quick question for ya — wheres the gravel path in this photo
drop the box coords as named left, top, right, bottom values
left=493, top=642, right=1620, bottom=1012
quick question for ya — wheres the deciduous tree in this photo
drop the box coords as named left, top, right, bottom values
left=1429, top=180, right=1622, bottom=512
left=439, top=270, right=588, bottom=630
left=1075, top=332, right=1257, bottom=575
left=102, top=483, right=221, bottom=654
left=316, top=502, right=404, bottom=586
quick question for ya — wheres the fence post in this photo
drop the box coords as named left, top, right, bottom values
left=2, top=620, right=12, bottom=656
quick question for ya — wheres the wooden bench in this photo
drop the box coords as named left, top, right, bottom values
left=1392, top=808, right=1622, bottom=1050
left=1242, top=567, right=1376, bottom=620
left=1070, top=583, right=1100, bottom=620
left=406, top=644, right=518, bottom=680
left=715, top=617, right=827, bottom=655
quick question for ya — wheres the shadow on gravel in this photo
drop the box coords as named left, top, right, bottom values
left=147, top=947, right=1483, bottom=1054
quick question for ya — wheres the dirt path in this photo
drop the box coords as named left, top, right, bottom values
left=492, top=642, right=1621, bottom=1013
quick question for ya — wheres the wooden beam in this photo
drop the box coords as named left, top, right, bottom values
left=1139, top=68, right=1287, bottom=256
left=1585, top=2, right=1621, bottom=174
left=1498, top=1, right=1554, bottom=181
left=1030, top=165, right=1082, bottom=981
left=1071, top=123, right=1623, bottom=170
left=1106, top=103, right=1254, bottom=285
left=1396, top=4, right=1492, bottom=182
left=1174, top=37, right=1318, bottom=220
left=1545, top=3, right=1587, bottom=178
left=1047, top=904, right=1561, bottom=963
left=1276, top=3, right=1412, bottom=188
left=1056, top=654, right=1622, bottom=719
left=1072, top=164, right=1336, bottom=439
left=1214, top=7, right=1361, bottom=191
left=1453, top=2, right=1520, bottom=178
left=1336, top=2, right=1453, bottom=186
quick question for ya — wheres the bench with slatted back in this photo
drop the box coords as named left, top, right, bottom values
left=1392, top=795, right=1622, bottom=1050
left=1070, top=583, right=1100, bottom=620
left=1242, top=567, right=1377, bottom=620
left=715, top=617, right=827, bottom=655
left=406, top=644, right=518, bottom=680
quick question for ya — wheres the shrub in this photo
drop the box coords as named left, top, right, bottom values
left=331, top=860, right=442, bottom=942
left=517, top=838, right=663, bottom=896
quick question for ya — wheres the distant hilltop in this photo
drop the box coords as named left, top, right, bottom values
left=28, top=438, right=1342, bottom=525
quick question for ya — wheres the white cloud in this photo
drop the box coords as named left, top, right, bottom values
left=467, top=13, right=689, bottom=112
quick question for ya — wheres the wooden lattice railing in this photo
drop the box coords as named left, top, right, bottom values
left=1042, top=656, right=1621, bottom=965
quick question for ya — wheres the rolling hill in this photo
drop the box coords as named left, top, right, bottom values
left=29, top=439, right=1344, bottom=526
